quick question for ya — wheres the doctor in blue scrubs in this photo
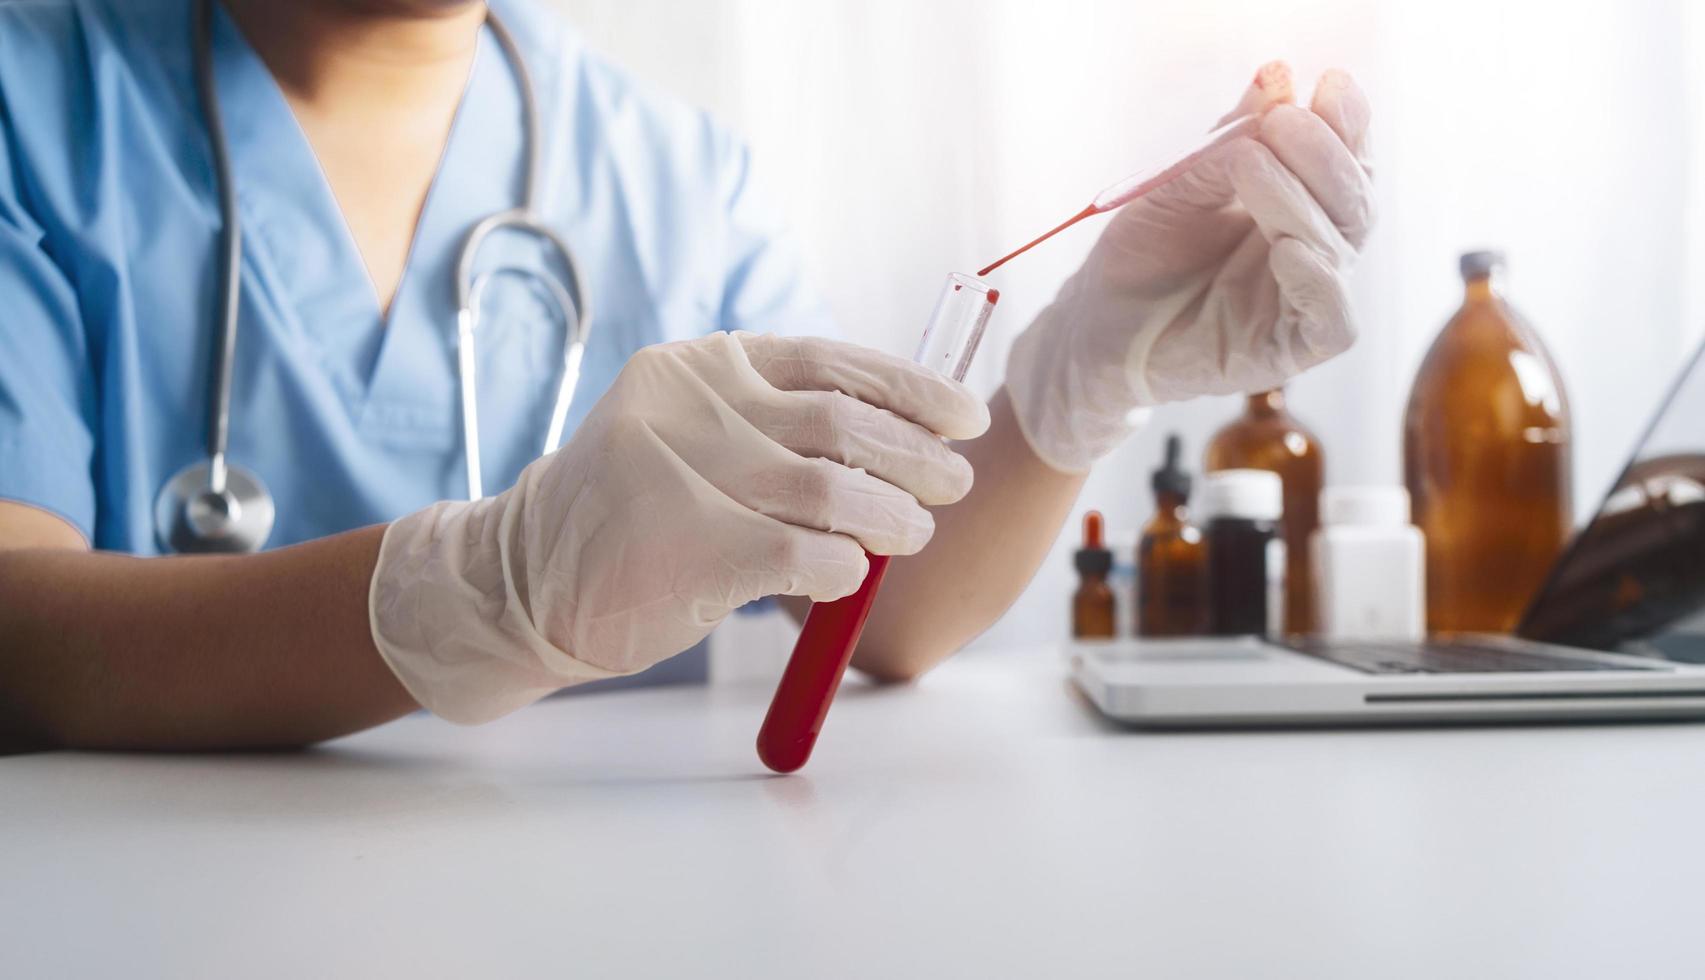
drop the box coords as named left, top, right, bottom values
left=0, top=0, right=1375, bottom=749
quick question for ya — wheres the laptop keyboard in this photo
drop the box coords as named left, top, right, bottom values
left=1286, top=639, right=1659, bottom=675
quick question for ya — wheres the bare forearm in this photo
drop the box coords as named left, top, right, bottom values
left=0, top=525, right=415, bottom=751
left=849, top=388, right=1085, bottom=679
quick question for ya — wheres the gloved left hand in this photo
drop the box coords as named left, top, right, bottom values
left=368, top=332, right=986, bottom=724
left=1004, top=62, right=1374, bottom=473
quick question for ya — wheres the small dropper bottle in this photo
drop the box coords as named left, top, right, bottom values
left=1072, top=511, right=1116, bottom=639
left=1137, top=435, right=1209, bottom=637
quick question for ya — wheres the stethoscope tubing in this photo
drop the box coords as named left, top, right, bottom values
left=191, top=0, right=242, bottom=497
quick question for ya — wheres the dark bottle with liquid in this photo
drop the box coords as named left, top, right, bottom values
left=1205, top=388, right=1323, bottom=635
left=1073, top=511, right=1116, bottom=639
left=1201, top=469, right=1285, bottom=636
left=1404, top=251, right=1572, bottom=634
left=1137, top=434, right=1208, bottom=636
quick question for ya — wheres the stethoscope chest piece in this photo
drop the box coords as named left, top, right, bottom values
left=153, top=457, right=275, bottom=554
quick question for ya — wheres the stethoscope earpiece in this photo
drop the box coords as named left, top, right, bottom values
left=456, top=238, right=591, bottom=500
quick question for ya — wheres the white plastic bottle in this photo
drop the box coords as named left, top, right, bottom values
left=1310, top=487, right=1425, bottom=641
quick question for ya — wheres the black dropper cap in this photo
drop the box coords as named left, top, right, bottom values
left=1074, top=511, right=1112, bottom=577
left=1151, top=434, right=1192, bottom=500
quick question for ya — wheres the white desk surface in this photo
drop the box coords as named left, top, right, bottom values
left=5, top=648, right=1705, bottom=979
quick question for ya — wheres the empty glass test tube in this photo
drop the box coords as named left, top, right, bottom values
left=912, top=273, right=999, bottom=382
left=756, top=273, right=998, bottom=774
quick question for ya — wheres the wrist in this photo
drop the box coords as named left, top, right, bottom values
left=1004, top=280, right=1153, bottom=473
left=368, top=491, right=617, bottom=725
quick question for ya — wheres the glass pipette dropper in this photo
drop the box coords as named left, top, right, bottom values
left=977, top=111, right=1263, bottom=277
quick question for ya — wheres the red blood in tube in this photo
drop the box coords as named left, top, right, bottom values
left=756, top=552, right=891, bottom=773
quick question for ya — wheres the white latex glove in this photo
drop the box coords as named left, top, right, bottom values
left=1006, top=63, right=1375, bottom=472
left=370, top=331, right=989, bottom=724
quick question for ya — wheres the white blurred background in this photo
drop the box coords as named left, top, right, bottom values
left=554, top=0, right=1705, bottom=659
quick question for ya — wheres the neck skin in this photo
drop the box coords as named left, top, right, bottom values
left=219, top=0, right=488, bottom=315
left=222, top=1, right=487, bottom=108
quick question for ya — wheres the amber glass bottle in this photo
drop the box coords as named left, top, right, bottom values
left=1204, top=388, right=1323, bottom=635
left=1137, top=435, right=1208, bottom=636
left=1072, top=511, right=1116, bottom=639
left=1404, top=251, right=1572, bottom=634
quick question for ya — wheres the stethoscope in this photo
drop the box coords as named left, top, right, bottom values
left=155, top=0, right=591, bottom=554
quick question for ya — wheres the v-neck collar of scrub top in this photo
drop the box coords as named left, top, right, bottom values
left=206, top=2, right=536, bottom=444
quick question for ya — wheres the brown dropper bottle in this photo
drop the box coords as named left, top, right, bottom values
left=1072, top=511, right=1116, bottom=639
left=1404, top=250, right=1572, bottom=633
left=1204, top=388, right=1324, bottom=635
left=1137, top=435, right=1208, bottom=636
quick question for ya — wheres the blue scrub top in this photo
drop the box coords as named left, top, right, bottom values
left=0, top=0, right=836, bottom=555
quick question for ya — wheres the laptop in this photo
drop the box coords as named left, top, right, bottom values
left=1072, top=337, right=1705, bottom=726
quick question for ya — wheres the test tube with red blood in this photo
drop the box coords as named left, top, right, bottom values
left=756, top=273, right=998, bottom=773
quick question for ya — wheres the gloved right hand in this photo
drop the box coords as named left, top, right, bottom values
left=1005, top=64, right=1374, bottom=473
left=369, top=331, right=990, bottom=724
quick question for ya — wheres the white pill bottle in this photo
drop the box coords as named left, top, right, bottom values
left=1311, top=487, right=1426, bottom=641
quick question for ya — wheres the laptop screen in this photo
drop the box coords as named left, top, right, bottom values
left=1517, top=338, right=1705, bottom=658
